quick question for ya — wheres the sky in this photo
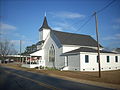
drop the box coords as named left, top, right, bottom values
left=0, top=0, right=120, bottom=53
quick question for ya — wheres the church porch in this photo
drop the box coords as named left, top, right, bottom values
left=21, top=50, right=45, bottom=68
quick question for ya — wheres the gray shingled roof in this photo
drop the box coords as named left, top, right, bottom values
left=115, top=48, right=120, bottom=53
left=62, top=47, right=116, bottom=55
left=52, top=30, right=103, bottom=47
left=39, top=17, right=102, bottom=47
left=39, top=16, right=51, bottom=31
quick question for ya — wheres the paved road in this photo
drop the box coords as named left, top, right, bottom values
left=0, top=66, right=114, bottom=90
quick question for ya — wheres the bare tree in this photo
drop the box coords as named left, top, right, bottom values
left=0, top=39, right=17, bottom=61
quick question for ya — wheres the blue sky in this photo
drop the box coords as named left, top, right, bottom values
left=0, top=0, right=120, bottom=52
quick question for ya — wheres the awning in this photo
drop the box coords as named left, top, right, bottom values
left=30, top=50, right=44, bottom=56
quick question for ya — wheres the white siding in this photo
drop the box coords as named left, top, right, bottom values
left=39, top=30, right=43, bottom=41
left=43, top=34, right=64, bottom=69
left=39, top=29, right=50, bottom=41
left=43, top=29, right=50, bottom=40
left=80, top=52, right=120, bottom=71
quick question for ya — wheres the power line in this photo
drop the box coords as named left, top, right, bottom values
left=71, top=0, right=116, bottom=33
left=75, top=15, right=93, bottom=33
left=75, top=0, right=116, bottom=33
left=93, top=0, right=116, bottom=77
left=61, top=15, right=89, bottom=33
left=97, top=0, right=116, bottom=13
left=63, top=15, right=93, bottom=42
left=61, top=0, right=116, bottom=41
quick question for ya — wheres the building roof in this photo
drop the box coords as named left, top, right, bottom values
left=30, top=50, right=44, bottom=56
left=112, top=48, right=120, bottom=54
left=62, top=47, right=117, bottom=55
left=36, top=40, right=44, bottom=45
left=52, top=30, right=103, bottom=47
left=115, top=48, right=120, bottom=52
left=39, top=16, right=51, bottom=31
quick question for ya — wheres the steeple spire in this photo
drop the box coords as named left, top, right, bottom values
left=39, top=15, right=51, bottom=31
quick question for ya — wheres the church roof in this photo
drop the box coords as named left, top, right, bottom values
left=39, top=16, right=51, bottom=31
left=52, top=30, right=103, bottom=47
left=38, top=16, right=102, bottom=48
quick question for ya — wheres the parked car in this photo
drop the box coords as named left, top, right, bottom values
left=9, top=59, right=14, bottom=63
left=0, top=60, right=2, bottom=63
left=5, top=59, right=9, bottom=63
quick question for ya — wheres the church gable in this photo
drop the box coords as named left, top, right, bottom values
left=50, top=31, right=62, bottom=48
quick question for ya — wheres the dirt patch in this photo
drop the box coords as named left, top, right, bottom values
left=1, top=63, right=120, bottom=85
left=37, top=70, right=120, bottom=85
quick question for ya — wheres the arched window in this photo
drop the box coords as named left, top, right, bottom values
left=49, top=45, right=55, bottom=62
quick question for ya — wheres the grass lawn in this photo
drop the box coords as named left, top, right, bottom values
left=0, top=63, right=120, bottom=85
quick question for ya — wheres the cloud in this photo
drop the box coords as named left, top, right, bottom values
left=50, top=11, right=85, bottom=19
left=14, top=33, right=27, bottom=40
left=0, top=23, right=16, bottom=30
left=0, top=22, right=17, bottom=35
left=102, top=34, right=120, bottom=40
left=10, top=40, right=21, bottom=45
left=112, top=24, right=120, bottom=30
left=0, top=22, right=35, bottom=52
left=10, top=40, right=32, bottom=46
left=112, top=18, right=120, bottom=30
left=10, top=39, right=35, bottom=52
left=102, top=34, right=120, bottom=48
left=53, top=27, right=63, bottom=31
left=0, top=22, right=27, bottom=40
left=52, top=21, right=76, bottom=32
left=114, top=18, right=120, bottom=23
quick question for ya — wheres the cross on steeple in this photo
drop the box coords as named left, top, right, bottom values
left=45, top=12, right=46, bottom=17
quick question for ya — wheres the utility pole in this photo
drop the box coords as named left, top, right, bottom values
left=20, top=40, right=22, bottom=63
left=94, top=12, right=101, bottom=78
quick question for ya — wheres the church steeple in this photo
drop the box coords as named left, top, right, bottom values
left=39, top=15, right=51, bottom=41
left=39, top=16, right=51, bottom=31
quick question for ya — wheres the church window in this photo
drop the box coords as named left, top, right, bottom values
left=115, top=56, right=118, bottom=62
left=107, top=56, right=110, bottom=63
left=49, top=45, right=55, bottom=62
left=85, top=55, right=89, bottom=63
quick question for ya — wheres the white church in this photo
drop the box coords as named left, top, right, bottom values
left=22, top=16, right=120, bottom=71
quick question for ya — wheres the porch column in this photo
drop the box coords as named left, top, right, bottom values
left=22, top=57, right=24, bottom=64
left=26, top=56, right=27, bottom=64
left=30, top=56, right=31, bottom=65
left=65, top=56, right=68, bottom=67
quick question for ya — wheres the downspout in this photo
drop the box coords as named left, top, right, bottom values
left=30, top=56, right=31, bottom=68
left=79, top=52, right=81, bottom=71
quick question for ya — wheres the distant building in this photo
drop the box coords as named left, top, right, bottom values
left=22, top=16, right=120, bottom=71
left=113, top=48, right=120, bottom=54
